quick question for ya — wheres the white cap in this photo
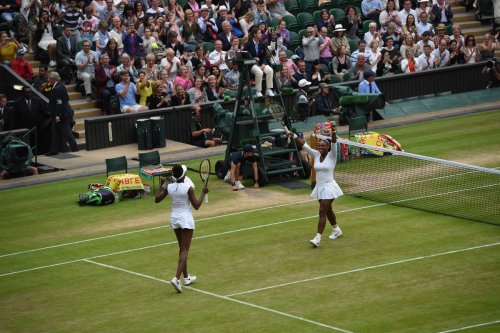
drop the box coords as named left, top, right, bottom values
left=200, top=4, right=209, bottom=10
left=298, top=79, right=311, bottom=88
left=218, top=5, right=228, bottom=12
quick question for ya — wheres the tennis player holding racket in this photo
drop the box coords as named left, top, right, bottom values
left=155, top=164, right=208, bottom=292
left=290, top=128, right=343, bottom=247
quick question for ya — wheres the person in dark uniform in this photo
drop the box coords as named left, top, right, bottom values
left=11, top=86, right=49, bottom=131
left=224, top=144, right=263, bottom=191
left=190, top=104, right=222, bottom=148
left=45, top=71, right=79, bottom=156
left=0, top=93, right=13, bottom=132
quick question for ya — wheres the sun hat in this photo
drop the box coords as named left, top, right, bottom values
left=298, top=79, right=311, bottom=88
left=334, top=24, right=346, bottom=32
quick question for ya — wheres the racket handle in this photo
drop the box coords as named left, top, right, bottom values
left=204, top=194, right=208, bottom=203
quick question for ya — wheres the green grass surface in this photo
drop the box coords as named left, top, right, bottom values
left=1, top=111, right=499, bottom=332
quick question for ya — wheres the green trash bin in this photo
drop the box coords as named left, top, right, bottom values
left=150, top=116, right=166, bottom=148
left=136, top=118, right=152, bottom=150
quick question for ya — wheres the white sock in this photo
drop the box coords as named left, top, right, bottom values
left=316, top=233, right=322, bottom=239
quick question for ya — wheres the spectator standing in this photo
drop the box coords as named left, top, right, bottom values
left=382, top=22, right=402, bottom=49
left=278, top=50, right=298, bottom=75
left=350, top=39, right=372, bottom=64
left=33, top=65, right=48, bottom=91
left=331, top=24, right=350, bottom=55
left=93, top=21, right=110, bottom=56
left=75, top=39, right=98, bottom=101
left=302, top=25, right=324, bottom=75
left=239, top=11, right=255, bottom=35
left=56, top=25, right=77, bottom=84
left=415, top=0, right=431, bottom=22
left=350, top=53, right=372, bottom=80
left=91, top=0, right=107, bottom=20
left=462, top=35, right=481, bottom=63
left=402, top=14, right=418, bottom=41
left=478, top=32, right=498, bottom=60
left=174, top=64, right=194, bottom=91
left=122, top=22, right=143, bottom=64
left=316, top=9, right=335, bottom=33
left=11, top=50, right=34, bottom=82
left=198, top=4, right=218, bottom=42
left=242, top=26, right=275, bottom=97
left=267, top=0, right=291, bottom=21
left=415, top=30, right=434, bottom=55
left=116, top=70, right=148, bottom=113
left=416, top=11, right=433, bottom=36
left=62, top=0, right=83, bottom=43
left=331, top=45, right=352, bottom=80
left=78, top=6, right=99, bottom=42
left=364, top=21, right=382, bottom=47
left=136, top=71, right=152, bottom=107
left=343, top=5, right=363, bottom=43
left=416, top=44, right=435, bottom=70
left=109, top=15, right=124, bottom=53
left=94, top=53, right=117, bottom=115
left=11, top=86, right=48, bottom=131
left=362, top=0, right=385, bottom=22
left=252, top=1, right=272, bottom=26
left=45, top=71, right=79, bottom=156
left=170, top=84, right=191, bottom=106
left=399, top=0, right=417, bottom=28
left=161, top=48, right=182, bottom=81
left=146, top=0, right=165, bottom=18
left=0, top=93, right=12, bottom=131
left=431, top=0, right=453, bottom=27
left=319, top=27, right=334, bottom=66
left=0, top=31, right=21, bottom=64
left=369, top=39, right=382, bottom=71
left=181, top=9, right=202, bottom=45
left=400, top=48, right=419, bottom=72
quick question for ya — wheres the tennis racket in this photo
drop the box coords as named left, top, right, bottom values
left=199, top=159, right=210, bottom=203
left=268, top=102, right=289, bottom=133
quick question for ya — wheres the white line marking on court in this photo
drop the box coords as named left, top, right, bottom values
left=436, top=320, right=500, bottom=333
left=225, top=242, right=500, bottom=297
left=0, top=199, right=315, bottom=258
left=0, top=204, right=385, bottom=277
left=83, top=259, right=354, bottom=333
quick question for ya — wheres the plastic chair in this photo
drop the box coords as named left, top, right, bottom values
left=348, top=116, right=368, bottom=138
left=329, top=8, right=345, bottom=22
left=282, top=15, right=299, bottom=32
left=297, top=13, right=315, bottom=29
left=298, top=29, right=308, bottom=41
left=348, top=40, right=358, bottom=53
left=299, top=0, right=317, bottom=11
left=285, top=49, right=295, bottom=58
left=313, top=10, right=322, bottom=23
left=285, top=0, right=300, bottom=13
left=105, top=156, right=128, bottom=177
left=202, top=42, right=214, bottom=53
left=329, top=75, right=343, bottom=84
left=288, top=31, right=300, bottom=50
left=363, top=20, right=376, bottom=34
left=269, top=17, right=280, bottom=27
left=138, top=151, right=170, bottom=193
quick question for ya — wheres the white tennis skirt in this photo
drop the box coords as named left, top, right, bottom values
left=170, top=212, right=195, bottom=230
left=311, top=180, right=344, bottom=200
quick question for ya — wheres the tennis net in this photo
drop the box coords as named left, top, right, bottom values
left=335, top=139, right=500, bottom=226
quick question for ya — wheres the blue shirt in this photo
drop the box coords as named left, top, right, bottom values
left=358, top=79, right=381, bottom=94
left=362, top=0, right=384, bottom=16
left=116, top=82, right=137, bottom=107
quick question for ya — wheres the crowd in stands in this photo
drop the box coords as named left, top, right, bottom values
left=0, top=0, right=498, bottom=115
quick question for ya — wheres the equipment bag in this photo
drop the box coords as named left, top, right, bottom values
left=78, top=186, right=116, bottom=206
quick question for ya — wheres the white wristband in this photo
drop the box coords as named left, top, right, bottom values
left=293, top=134, right=298, bottom=139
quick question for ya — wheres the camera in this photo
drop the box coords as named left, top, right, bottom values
left=161, top=92, right=167, bottom=97
left=486, top=59, right=496, bottom=68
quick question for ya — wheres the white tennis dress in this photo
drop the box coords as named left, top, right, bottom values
left=166, top=182, right=195, bottom=230
left=303, top=142, right=344, bottom=200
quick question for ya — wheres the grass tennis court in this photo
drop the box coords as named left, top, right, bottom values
left=1, top=111, right=499, bottom=332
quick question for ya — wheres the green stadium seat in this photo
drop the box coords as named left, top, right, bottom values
left=299, top=0, right=318, bottom=11
left=202, top=42, right=214, bottom=52
left=285, top=49, right=295, bottom=58
left=313, top=10, right=322, bottom=23
left=269, top=17, right=280, bottom=27
left=285, top=0, right=300, bottom=14
left=329, top=8, right=345, bottom=22
left=363, top=20, right=376, bottom=33
left=282, top=15, right=299, bottom=31
left=329, top=75, right=343, bottom=84
left=348, top=40, right=358, bottom=53
left=297, top=13, right=315, bottom=29
left=288, top=31, right=300, bottom=50
left=298, top=29, right=308, bottom=41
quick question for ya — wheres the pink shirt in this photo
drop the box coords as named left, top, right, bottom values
left=320, top=37, right=333, bottom=58
left=174, top=76, right=193, bottom=91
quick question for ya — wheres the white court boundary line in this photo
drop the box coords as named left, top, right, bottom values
left=436, top=320, right=500, bottom=333
left=83, top=259, right=354, bottom=333
left=0, top=203, right=386, bottom=277
left=0, top=199, right=316, bottom=259
left=225, top=242, right=500, bottom=297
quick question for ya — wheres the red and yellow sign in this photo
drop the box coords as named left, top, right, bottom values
left=105, top=174, right=144, bottom=192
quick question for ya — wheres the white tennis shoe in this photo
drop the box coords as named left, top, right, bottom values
left=171, top=277, right=182, bottom=293
left=329, top=227, right=343, bottom=240
left=310, top=234, right=321, bottom=247
left=224, top=171, right=231, bottom=182
left=235, top=181, right=245, bottom=190
left=183, top=275, right=197, bottom=286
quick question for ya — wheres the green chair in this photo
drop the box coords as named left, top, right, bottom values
left=298, top=29, right=308, bottom=41
left=329, top=8, right=345, bottom=22
left=202, top=42, right=214, bottom=53
left=282, top=15, right=299, bottom=31
left=313, top=10, right=322, bottom=23
left=76, top=40, right=84, bottom=52
left=270, top=17, right=280, bottom=27
left=342, top=72, right=351, bottom=82
left=299, top=0, right=317, bottom=11
left=329, top=75, right=343, bottom=84
left=297, top=13, right=315, bottom=28
left=445, top=25, right=453, bottom=36
left=105, top=156, right=128, bottom=177
left=363, top=20, right=376, bottom=34
left=138, top=151, right=170, bottom=194
left=285, top=49, right=295, bottom=58
left=348, top=116, right=368, bottom=138
left=53, top=25, right=63, bottom=39
left=321, top=63, right=329, bottom=73
left=288, top=31, right=300, bottom=50
left=285, top=0, right=300, bottom=14
left=348, top=40, right=358, bottom=53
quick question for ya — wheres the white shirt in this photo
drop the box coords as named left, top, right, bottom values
left=417, top=52, right=435, bottom=71
left=208, top=49, right=229, bottom=71
left=399, top=8, right=417, bottom=25
left=431, top=48, right=450, bottom=67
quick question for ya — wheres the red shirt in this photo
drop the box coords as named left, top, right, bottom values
left=11, top=58, right=34, bottom=80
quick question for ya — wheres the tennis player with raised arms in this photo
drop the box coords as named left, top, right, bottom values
left=290, top=127, right=343, bottom=247
left=155, top=164, right=208, bottom=293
